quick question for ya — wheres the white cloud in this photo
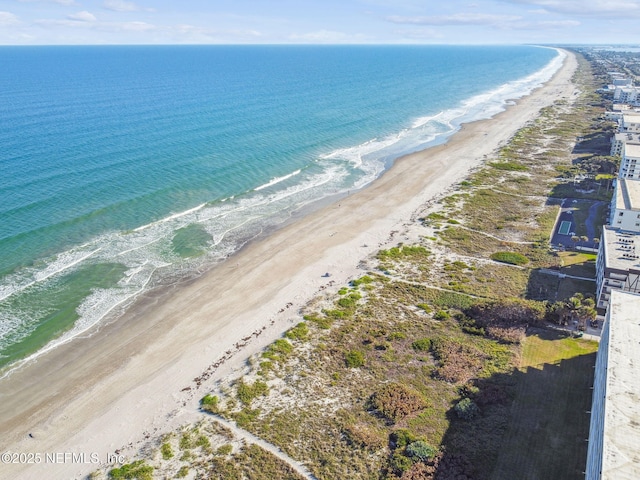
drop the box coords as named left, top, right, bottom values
left=289, top=29, right=369, bottom=43
left=499, top=0, right=640, bottom=17
left=19, top=0, right=77, bottom=5
left=0, top=11, right=20, bottom=26
left=393, top=27, right=443, bottom=40
left=36, top=17, right=156, bottom=32
left=387, top=13, right=523, bottom=26
left=67, top=11, right=97, bottom=22
left=507, top=19, right=581, bottom=29
left=102, top=0, right=139, bottom=12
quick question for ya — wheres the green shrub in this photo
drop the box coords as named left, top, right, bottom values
left=390, top=429, right=418, bottom=449
left=490, top=251, right=529, bottom=266
left=176, top=466, right=189, bottom=478
left=108, top=460, right=153, bottom=480
left=160, top=442, right=173, bottom=460
left=337, top=296, right=358, bottom=309
left=388, top=331, right=407, bottom=341
left=216, top=444, right=233, bottom=456
left=454, top=397, right=480, bottom=420
left=236, top=379, right=269, bottom=405
left=406, top=440, right=438, bottom=461
left=426, top=212, right=447, bottom=221
left=323, top=308, right=347, bottom=319
left=304, top=313, right=333, bottom=329
left=284, top=322, right=308, bottom=341
left=377, top=245, right=430, bottom=261
left=417, top=303, right=432, bottom=313
left=196, top=435, right=210, bottom=448
left=351, top=275, right=374, bottom=287
left=233, top=407, right=260, bottom=428
left=345, top=350, right=365, bottom=368
left=390, top=452, right=414, bottom=475
left=370, top=383, right=427, bottom=422
left=200, top=394, right=219, bottom=412
left=411, top=338, right=432, bottom=352
left=434, top=310, right=450, bottom=320
left=262, top=339, right=293, bottom=363
left=489, top=161, right=528, bottom=171
left=179, top=433, right=194, bottom=450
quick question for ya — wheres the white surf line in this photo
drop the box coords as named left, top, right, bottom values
left=254, top=169, right=302, bottom=191
left=208, top=415, right=318, bottom=480
left=0, top=266, right=156, bottom=381
left=0, top=247, right=102, bottom=303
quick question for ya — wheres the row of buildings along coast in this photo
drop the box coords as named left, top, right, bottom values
left=586, top=71, right=640, bottom=480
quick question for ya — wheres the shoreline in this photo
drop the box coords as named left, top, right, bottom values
left=0, top=50, right=578, bottom=480
left=0, top=48, right=561, bottom=378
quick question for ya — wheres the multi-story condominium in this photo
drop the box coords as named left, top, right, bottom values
left=610, top=132, right=640, bottom=157
left=619, top=143, right=640, bottom=179
left=614, top=86, right=640, bottom=105
left=585, top=289, right=640, bottom=480
left=612, top=77, right=633, bottom=88
left=620, top=113, right=640, bottom=133
left=605, top=105, right=640, bottom=123
left=609, top=177, right=640, bottom=229
left=596, top=226, right=640, bottom=310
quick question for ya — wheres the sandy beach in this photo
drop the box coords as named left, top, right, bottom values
left=0, top=50, right=577, bottom=480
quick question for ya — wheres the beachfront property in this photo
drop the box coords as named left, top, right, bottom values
left=611, top=76, right=640, bottom=106
left=610, top=132, right=640, bottom=157
left=595, top=226, right=640, bottom=310
left=609, top=178, right=640, bottom=230
left=613, top=86, right=640, bottom=106
left=585, top=289, right=640, bottom=480
left=603, top=103, right=639, bottom=123
left=619, top=112, right=640, bottom=133
left=619, top=143, right=640, bottom=179
left=610, top=177, right=640, bottom=231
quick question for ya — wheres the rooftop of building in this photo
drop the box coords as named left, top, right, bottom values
left=615, top=178, right=640, bottom=211
left=601, top=289, right=640, bottom=479
left=625, top=143, right=640, bottom=158
left=614, top=132, right=640, bottom=143
left=602, top=225, right=640, bottom=272
left=622, top=112, right=640, bottom=122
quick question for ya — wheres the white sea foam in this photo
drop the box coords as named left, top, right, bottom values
left=412, top=111, right=445, bottom=129
left=133, top=202, right=206, bottom=232
left=0, top=247, right=102, bottom=303
left=254, top=169, right=302, bottom=191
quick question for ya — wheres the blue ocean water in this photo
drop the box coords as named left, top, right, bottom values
left=0, top=45, right=560, bottom=372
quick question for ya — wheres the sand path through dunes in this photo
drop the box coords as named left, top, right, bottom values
left=0, top=50, right=577, bottom=480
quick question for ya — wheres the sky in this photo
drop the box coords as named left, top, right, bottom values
left=1, top=0, right=640, bottom=45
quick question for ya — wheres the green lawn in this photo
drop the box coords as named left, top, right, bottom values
left=490, top=331, right=598, bottom=480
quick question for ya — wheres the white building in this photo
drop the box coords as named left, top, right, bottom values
left=619, top=144, right=640, bottom=179
left=596, top=226, right=640, bottom=310
left=620, top=113, right=640, bottom=133
left=585, top=290, right=640, bottom=480
left=610, top=132, right=640, bottom=157
left=614, top=86, right=640, bottom=105
left=609, top=177, right=640, bottom=229
left=612, top=77, right=633, bottom=87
